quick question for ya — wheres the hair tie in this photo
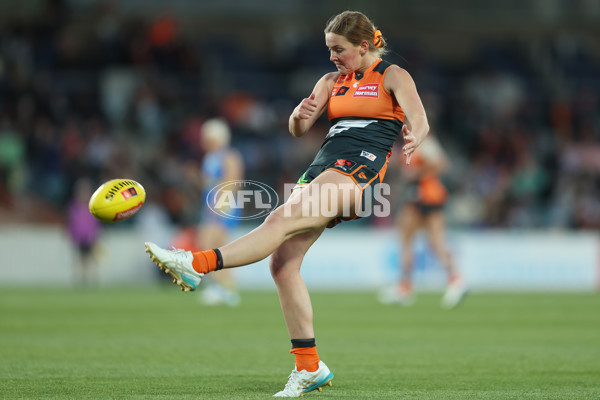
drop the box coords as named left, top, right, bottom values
left=373, top=29, right=383, bottom=48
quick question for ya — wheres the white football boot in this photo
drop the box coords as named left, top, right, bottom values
left=144, top=242, right=203, bottom=292
left=441, top=277, right=468, bottom=309
left=377, top=285, right=415, bottom=306
left=199, top=284, right=241, bottom=307
left=273, top=361, right=334, bottom=397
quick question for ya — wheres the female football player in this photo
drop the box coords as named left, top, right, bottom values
left=378, top=135, right=467, bottom=309
left=145, top=10, right=429, bottom=397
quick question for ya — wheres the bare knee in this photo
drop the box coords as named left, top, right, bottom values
left=263, top=209, right=285, bottom=232
left=269, top=249, right=285, bottom=278
left=269, top=230, right=316, bottom=283
left=262, top=207, right=300, bottom=235
left=269, top=250, right=302, bottom=283
left=264, top=203, right=325, bottom=236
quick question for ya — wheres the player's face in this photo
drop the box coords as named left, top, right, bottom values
left=326, top=33, right=362, bottom=74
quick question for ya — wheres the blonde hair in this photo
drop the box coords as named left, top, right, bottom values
left=201, top=118, right=231, bottom=147
left=324, top=11, right=387, bottom=56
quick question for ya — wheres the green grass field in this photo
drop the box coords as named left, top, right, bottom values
left=1, top=287, right=599, bottom=399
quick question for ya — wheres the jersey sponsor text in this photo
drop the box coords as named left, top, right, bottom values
left=353, top=84, right=379, bottom=98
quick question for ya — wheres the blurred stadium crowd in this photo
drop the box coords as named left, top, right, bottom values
left=0, top=0, right=599, bottom=229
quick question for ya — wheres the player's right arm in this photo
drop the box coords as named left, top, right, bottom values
left=289, top=72, right=338, bottom=137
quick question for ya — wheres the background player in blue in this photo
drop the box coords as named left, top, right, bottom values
left=198, top=118, right=244, bottom=306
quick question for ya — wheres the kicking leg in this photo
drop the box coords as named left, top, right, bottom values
left=218, top=170, right=359, bottom=268
left=145, top=170, right=360, bottom=291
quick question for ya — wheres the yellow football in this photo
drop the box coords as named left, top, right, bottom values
left=88, top=179, right=146, bottom=223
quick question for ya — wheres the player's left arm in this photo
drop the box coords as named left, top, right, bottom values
left=385, top=66, right=430, bottom=164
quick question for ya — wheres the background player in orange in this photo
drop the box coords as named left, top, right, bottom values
left=379, top=135, right=467, bottom=308
left=145, top=10, right=429, bottom=397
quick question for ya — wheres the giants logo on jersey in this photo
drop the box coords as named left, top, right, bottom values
left=353, top=83, right=379, bottom=98
left=334, top=159, right=356, bottom=171
left=331, top=86, right=350, bottom=97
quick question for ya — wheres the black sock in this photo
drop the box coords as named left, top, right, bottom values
left=213, top=248, right=223, bottom=270
left=291, top=338, right=316, bottom=349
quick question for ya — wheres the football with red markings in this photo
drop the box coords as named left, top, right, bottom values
left=88, top=179, right=146, bottom=223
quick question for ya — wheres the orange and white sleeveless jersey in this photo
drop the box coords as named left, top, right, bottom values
left=325, top=58, right=406, bottom=153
